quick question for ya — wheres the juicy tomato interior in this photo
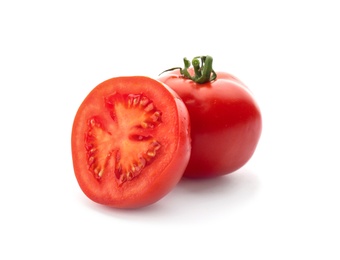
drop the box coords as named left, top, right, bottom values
left=85, top=93, right=163, bottom=184
left=72, top=76, right=191, bottom=208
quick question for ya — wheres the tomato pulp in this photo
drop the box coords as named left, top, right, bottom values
left=71, top=76, right=191, bottom=208
left=158, top=56, right=262, bottom=178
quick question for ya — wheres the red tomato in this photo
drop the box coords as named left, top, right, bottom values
left=71, top=76, right=191, bottom=208
left=158, top=56, right=262, bottom=178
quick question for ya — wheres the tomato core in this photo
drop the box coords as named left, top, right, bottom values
left=84, top=92, right=163, bottom=185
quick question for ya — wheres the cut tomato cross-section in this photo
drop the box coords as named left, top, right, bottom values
left=71, top=76, right=191, bottom=208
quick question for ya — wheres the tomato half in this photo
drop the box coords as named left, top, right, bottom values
left=158, top=56, right=262, bottom=178
left=71, top=76, right=191, bottom=208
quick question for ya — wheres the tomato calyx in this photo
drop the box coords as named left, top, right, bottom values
left=159, top=55, right=217, bottom=84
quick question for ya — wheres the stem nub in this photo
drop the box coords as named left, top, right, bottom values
left=159, top=55, right=217, bottom=84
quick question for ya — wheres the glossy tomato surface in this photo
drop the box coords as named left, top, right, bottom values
left=71, top=76, right=191, bottom=208
left=158, top=68, right=262, bottom=178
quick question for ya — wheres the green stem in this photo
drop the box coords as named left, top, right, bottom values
left=192, top=58, right=202, bottom=80
left=159, top=55, right=217, bottom=84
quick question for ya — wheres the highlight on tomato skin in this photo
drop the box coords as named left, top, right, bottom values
left=71, top=76, right=191, bottom=208
left=158, top=55, right=262, bottom=178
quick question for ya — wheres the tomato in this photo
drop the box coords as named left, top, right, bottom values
left=71, top=76, right=191, bottom=208
left=158, top=56, right=262, bottom=178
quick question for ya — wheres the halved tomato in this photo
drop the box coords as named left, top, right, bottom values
left=71, top=76, right=191, bottom=208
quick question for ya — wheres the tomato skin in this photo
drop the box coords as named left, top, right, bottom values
left=158, top=69, right=262, bottom=178
left=72, top=76, right=191, bottom=208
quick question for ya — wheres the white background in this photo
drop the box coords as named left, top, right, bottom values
left=1, top=0, right=339, bottom=259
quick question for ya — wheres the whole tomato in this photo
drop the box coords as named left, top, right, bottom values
left=158, top=56, right=262, bottom=178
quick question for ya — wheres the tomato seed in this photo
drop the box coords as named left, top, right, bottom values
left=144, top=103, right=154, bottom=112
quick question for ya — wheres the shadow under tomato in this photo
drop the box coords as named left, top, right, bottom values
left=172, top=170, right=260, bottom=211
left=82, top=169, right=260, bottom=223
left=177, top=170, right=259, bottom=195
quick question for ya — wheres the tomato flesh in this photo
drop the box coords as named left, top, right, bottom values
left=72, top=76, right=191, bottom=208
left=85, top=93, right=162, bottom=184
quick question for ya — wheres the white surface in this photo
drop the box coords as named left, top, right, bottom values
left=1, top=1, right=339, bottom=259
